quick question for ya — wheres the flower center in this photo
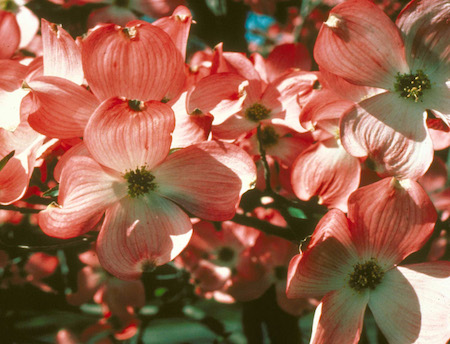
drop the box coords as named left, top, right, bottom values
left=217, top=247, right=235, bottom=263
left=259, top=126, right=280, bottom=148
left=393, top=69, right=431, bottom=102
left=348, top=258, right=384, bottom=293
left=245, top=103, right=271, bottom=122
left=124, top=166, right=156, bottom=198
left=128, top=99, right=146, bottom=111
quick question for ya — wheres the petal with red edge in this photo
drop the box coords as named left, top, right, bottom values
left=287, top=209, right=358, bottom=298
left=314, top=0, right=408, bottom=89
left=153, top=141, right=256, bottom=221
left=41, top=19, right=84, bottom=85
left=96, top=194, right=193, bottom=280
left=28, top=76, right=99, bottom=139
left=38, top=155, right=127, bottom=238
left=82, top=21, right=185, bottom=102
left=369, top=262, right=450, bottom=344
left=340, top=92, right=433, bottom=180
left=291, top=139, right=361, bottom=212
left=310, top=288, right=368, bottom=344
left=84, top=98, right=174, bottom=172
left=348, top=177, right=437, bottom=267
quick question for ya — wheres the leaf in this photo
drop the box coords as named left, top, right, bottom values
left=0, top=150, right=15, bottom=172
left=43, top=185, right=59, bottom=198
left=287, top=207, right=307, bottom=219
left=205, top=0, right=227, bottom=16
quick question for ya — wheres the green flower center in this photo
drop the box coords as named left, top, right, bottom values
left=394, top=69, right=431, bottom=102
left=217, top=247, right=235, bottom=263
left=128, top=99, right=145, bottom=111
left=259, top=126, right=280, bottom=148
left=348, top=258, right=384, bottom=293
left=124, top=166, right=156, bottom=198
left=245, top=103, right=271, bottom=122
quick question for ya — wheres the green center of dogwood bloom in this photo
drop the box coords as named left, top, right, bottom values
left=217, top=247, right=235, bottom=262
left=259, top=126, right=280, bottom=148
left=348, top=258, right=384, bottom=293
left=124, top=166, right=156, bottom=198
left=394, top=69, right=431, bottom=102
left=128, top=99, right=145, bottom=111
left=245, top=103, right=271, bottom=122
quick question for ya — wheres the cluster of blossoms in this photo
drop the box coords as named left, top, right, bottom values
left=0, top=0, right=449, bottom=342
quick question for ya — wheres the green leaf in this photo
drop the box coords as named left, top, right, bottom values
left=0, top=150, right=15, bottom=172
left=287, top=207, right=307, bottom=219
left=43, top=185, right=59, bottom=198
left=205, top=0, right=227, bottom=16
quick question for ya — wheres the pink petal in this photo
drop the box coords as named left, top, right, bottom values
left=27, top=76, right=99, bottom=139
left=309, top=288, right=368, bottom=344
left=314, top=0, right=408, bottom=89
left=348, top=177, right=437, bottom=267
left=0, top=10, right=20, bottom=59
left=153, top=141, right=256, bottom=221
left=38, top=154, right=126, bottom=238
left=369, top=262, right=450, bottom=344
left=82, top=21, right=185, bottom=102
left=396, top=0, right=450, bottom=73
left=96, top=194, right=192, bottom=280
left=187, top=73, right=250, bottom=124
left=84, top=98, right=174, bottom=172
left=291, top=139, right=361, bottom=212
left=25, top=252, right=59, bottom=280
left=340, top=92, right=433, bottom=180
left=265, top=43, right=312, bottom=82
left=15, top=6, right=39, bottom=49
left=0, top=60, right=27, bottom=92
left=153, top=5, right=192, bottom=61
left=286, top=209, right=358, bottom=298
left=170, top=91, right=212, bottom=148
left=211, top=114, right=258, bottom=140
left=66, top=266, right=102, bottom=305
left=41, top=19, right=84, bottom=85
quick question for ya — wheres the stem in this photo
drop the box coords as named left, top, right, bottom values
left=0, top=205, right=41, bottom=214
left=256, top=125, right=273, bottom=193
left=232, top=213, right=295, bottom=241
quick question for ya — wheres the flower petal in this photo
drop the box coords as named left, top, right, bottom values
left=314, top=0, right=408, bottom=89
left=340, top=92, right=433, bottom=180
left=153, top=141, right=256, bottom=221
left=291, top=139, right=361, bottom=212
left=265, top=43, right=312, bottom=82
left=41, top=19, right=84, bottom=85
left=0, top=10, right=20, bottom=59
left=82, top=21, right=185, bottom=102
left=38, top=154, right=126, bottom=238
left=84, top=98, right=175, bottom=172
left=369, top=262, right=450, bottom=344
left=310, top=288, right=368, bottom=344
left=348, top=177, right=437, bottom=267
left=97, top=194, right=193, bottom=280
left=28, top=76, right=99, bottom=139
left=287, top=209, right=358, bottom=298
left=396, top=0, right=450, bottom=74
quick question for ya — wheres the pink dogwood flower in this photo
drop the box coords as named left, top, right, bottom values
left=287, top=177, right=450, bottom=343
left=314, top=0, right=450, bottom=180
left=38, top=98, right=256, bottom=280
